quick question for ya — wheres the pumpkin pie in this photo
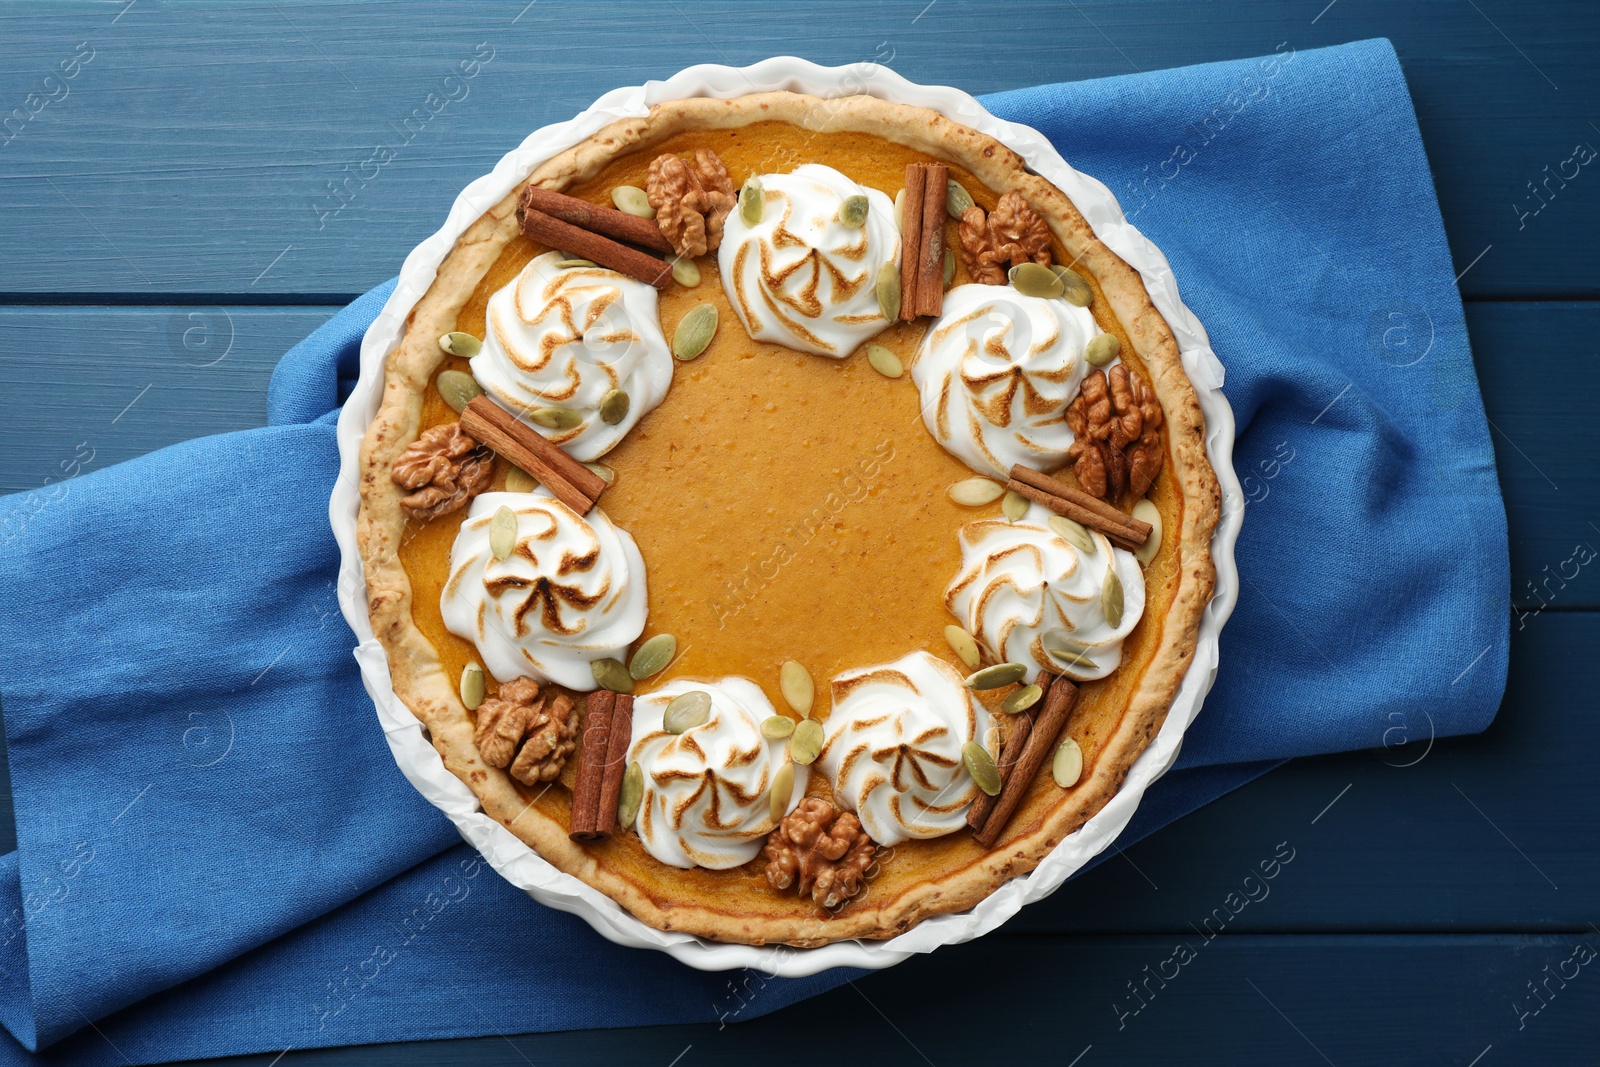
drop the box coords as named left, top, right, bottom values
left=357, top=92, right=1220, bottom=947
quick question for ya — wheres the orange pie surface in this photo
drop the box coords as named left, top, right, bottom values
left=393, top=124, right=1187, bottom=922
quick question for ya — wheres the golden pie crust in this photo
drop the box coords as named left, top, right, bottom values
left=357, top=92, right=1220, bottom=947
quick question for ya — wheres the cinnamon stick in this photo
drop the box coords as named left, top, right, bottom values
left=594, top=693, right=634, bottom=837
left=461, top=396, right=606, bottom=514
left=1010, top=464, right=1152, bottom=542
left=898, top=164, right=926, bottom=323
left=973, top=674, right=1079, bottom=849
left=1006, top=480, right=1143, bottom=553
left=518, top=207, right=672, bottom=289
left=569, top=689, right=614, bottom=842
left=518, top=185, right=674, bottom=254
left=967, top=706, right=1033, bottom=832
left=913, top=163, right=947, bottom=317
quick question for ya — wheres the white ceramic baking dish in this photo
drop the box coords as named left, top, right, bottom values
left=332, top=57, right=1243, bottom=978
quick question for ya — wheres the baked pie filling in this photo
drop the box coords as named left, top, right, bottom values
left=359, top=96, right=1219, bottom=946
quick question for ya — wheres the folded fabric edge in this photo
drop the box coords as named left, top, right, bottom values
left=0, top=855, right=39, bottom=1052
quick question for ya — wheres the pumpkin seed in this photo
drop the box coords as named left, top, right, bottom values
left=628, top=633, right=676, bottom=680
left=1085, top=333, right=1121, bottom=368
left=611, top=185, right=655, bottom=218
left=1001, top=490, right=1028, bottom=521
left=761, top=715, right=796, bottom=740
left=1002, top=683, right=1043, bottom=715
left=962, top=741, right=1001, bottom=796
left=966, top=662, right=1027, bottom=690
left=438, top=331, right=482, bottom=358
left=1010, top=261, right=1064, bottom=299
left=1132, top=498, right=1162, bottom=566
left=1102, top=567, right=1125, bottom=628
left=1053, top=264, right=1093, bottom=307
left=769, top=761, right=795, bottom=823
left=1048, top=515, right=1096, bottom=554
left=617, top=761, right=644, bottom=826
left=489, top=505, right=517, bottom=561
left=1049, top=650, right=1096, bottom=672
left=866, top=344, right=903, bottom=379
left=584, top=462, right=616, bottom=486
left=1052, top=737, right=1084, bottom=788
left=739, top=177, right=764, bottom=226
left=670, top=256, right=700, bottom=287
left=1044, top=632, right=1096, bottom=671
left=1043, top=631, right=1091, bottom=660
left=673, top=303, right=718, bottom=361
left=779, top=660, right=814, bottom=716
left=664, top=689, right=712, bottom=733
left=459, top=663, right=486, bottom=711
left=948, top=477, right=1005, bottom=506
left=598, top=388, right=630, bottom=426
left=875, top=261, right=901, bottom=321
left=504, top=466, right=537, bottom=494
left=840, top=194, right=869, bottom=228
left=944, top=625, right=982, bottom=670
left=590, top=657, right=634, bottom=694
left=946, top=179, right=975, bottom=219
left=553, top=258, right=598, bottom=269
left=789, top=719, right=824, bottom=765
left=529, top=406, right=583, bottom=430
left=943, top=246, right=956, bottom=286
left=893, top=188, right=905, bottom=230
left=435, top=369, right=484, bottom=413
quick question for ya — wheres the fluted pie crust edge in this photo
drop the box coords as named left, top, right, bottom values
left=356, top=92, right=1220, bottom=947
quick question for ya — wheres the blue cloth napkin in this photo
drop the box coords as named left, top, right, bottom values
left=0, top=38, right=1506, bottom=1064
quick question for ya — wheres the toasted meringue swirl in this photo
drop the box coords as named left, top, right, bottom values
left=717, top=165, right=899, bottom=358
left=471, top=251, right=673, bottom=460
left=818, top=652, right=993, bottom=845
left=911, top=283, right=1101, bottom=478
left=628, top=678, right=807, bottom=870
left=945, top=500, right=1145, bottom=683
left=441, top=490, right=647, bottom=691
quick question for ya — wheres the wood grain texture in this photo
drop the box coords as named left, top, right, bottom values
left=1468, top=302, right=1600, bottom=615
left=0, top=307, right=333, bottom=494
left=175, top=934, right=1599, bottom=1066
left=0, top=1, right=1595, bottom=298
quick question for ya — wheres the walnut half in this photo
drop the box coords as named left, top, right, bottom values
left=646, top=148, right=736, bottom=259
left=762, top=797, right=876, bottom=911
left=391, top=422, right=494, bottom=522
left=473, top=677, right=578, bottom=785
left=1065, top=364, right=1164, bottom=501
left=957, top=191, right=1053, bottom=285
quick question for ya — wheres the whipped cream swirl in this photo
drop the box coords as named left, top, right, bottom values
left=818, top=652, right=993, bottom=845
left=440, top=490, right=647, bottom=691
left=912, top=283, right=1101, bottom=478
left=717, top=164, right=899, bottom=358
left=945, top=500, right=1145, bottom=683
left=627, top=677, right=807, bottom=870
left=471, top=251, right=673, bottom=460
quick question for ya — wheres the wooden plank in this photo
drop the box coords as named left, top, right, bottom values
left=0, top=1, right=1595, bottom=297
left=0, top=306, right=333, bottom=495
left=1465, top=302, right=1600, bottom=618
left=127, top=934, right=1597, bottom=1066
left=4, top=300, right=1588, bottom=608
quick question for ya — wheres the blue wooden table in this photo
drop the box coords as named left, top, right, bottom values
left=3, top=2, right=1597, bottom=1064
